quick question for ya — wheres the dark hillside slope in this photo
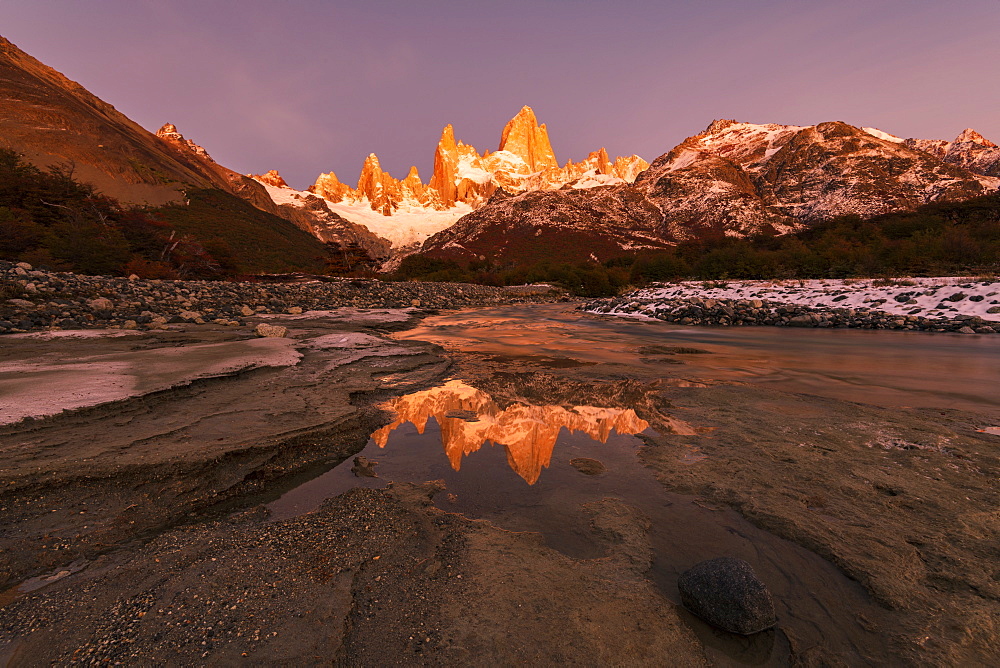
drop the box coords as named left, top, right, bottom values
left=153, top=189, right=328, bottom=275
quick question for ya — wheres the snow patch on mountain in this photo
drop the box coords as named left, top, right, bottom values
left=257, top=181, right=470, bottom=248
left=862, top=127, right=904, bottom=143
left=325, top=200, right=474, bottom=248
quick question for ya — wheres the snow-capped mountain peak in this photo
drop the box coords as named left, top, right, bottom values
left=419, top=118, right=1000, bottom=266
left=256, top=107, right=649, bottom=250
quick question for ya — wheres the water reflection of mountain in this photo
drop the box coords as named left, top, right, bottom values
left=371, top=380, right=651, bottom=484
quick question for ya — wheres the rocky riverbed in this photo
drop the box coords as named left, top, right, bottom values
left=0, top=261, right=566, bottom=334
left=583, top=277, right=1000, bottom=333
left=0, top=301, right=706, bottom=666
left=1, top=279, right=998, bottom=666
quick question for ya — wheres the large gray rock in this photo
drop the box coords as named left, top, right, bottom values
left=678, top=557, right=776, bottom=635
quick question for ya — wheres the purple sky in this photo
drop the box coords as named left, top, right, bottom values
left=2, top=1, right=998, bottom=189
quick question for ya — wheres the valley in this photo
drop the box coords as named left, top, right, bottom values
left=0, top=298, right=997, bottom=665
left=1, top=16, right=999, bottom=667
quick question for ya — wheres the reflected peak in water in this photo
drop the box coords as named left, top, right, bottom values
left=371, top=380, right=650, bottom=484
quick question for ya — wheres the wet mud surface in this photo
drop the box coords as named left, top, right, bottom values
left=1, top=304, right=998, bottom=666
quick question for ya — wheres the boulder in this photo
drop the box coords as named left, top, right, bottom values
left=569, top=458, right=607, bottom=475
left=351, top=455, right=378, bottom=478
left=254, top=323, right=288, bottom=338
left=678, top=557, right=776, bottom=635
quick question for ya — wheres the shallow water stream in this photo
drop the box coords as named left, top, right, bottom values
left=397, top=304, right=1000, bottom=415
left=263, top=303, right=1000, bottom=665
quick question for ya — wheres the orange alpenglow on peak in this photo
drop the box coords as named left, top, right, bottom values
left=310, top=170, right=352, bottom=202
left=248, top=169, right=289, bottom=188
left=497, top=105, right=559, bottom=171
left=955, top=128, right=997, bottom=147
left=155, top=122, right=213, bottom=160
left=429, top=124, right=459, bottom=204
left=370, top=380, right=658, bottom=485
left=307, top=106, right=649, bottom=215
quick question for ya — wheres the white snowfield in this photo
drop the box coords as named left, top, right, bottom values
left=325, top=200, right=473, bottom=248
left=260, top=181, right=471, bottom=248
left=624, top=277, right=1000, bottom=322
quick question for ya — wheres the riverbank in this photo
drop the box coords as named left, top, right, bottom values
left=0, top=260, right=566, bottom=334
left=0, top=306, right=706, bottom=666
left=582, top=277, right=1000, bottom=333
left=1, top=303, right=997, bottom=665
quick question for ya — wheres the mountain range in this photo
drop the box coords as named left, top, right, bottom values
left=2, top=33, right=998, bottom=273
left=251, top=106, right=649, bottom=253
left=419, top=120, right=1000, bottom=264
left=371, top=380, right=650, bottom=485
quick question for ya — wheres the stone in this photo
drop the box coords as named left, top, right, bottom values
left=88, top=297, right=114, bottom=310
left=254, top=323, right=288, bottom=338
left=240, top=305, right=255, bottom=317
left=287, top=306, right=303, bottom=315
left=678, top=557, right=776, bottom=635
left=15, top=262, right=32, bottom=271
left=787, top=314, right=814, bottom=326
left=351, top=455, right=378, bottom=478
left=569, top=458, right=607, bottom=475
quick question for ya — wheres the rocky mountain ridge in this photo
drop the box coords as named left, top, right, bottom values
left=370, top=380, right=649, bottom=485
left=900, top=128, right=1000, bottom=177
left=420, top=119, right=1000, bottom=264
left=255, top=107, right=649, bottom=250
left=0, top=35, right=277, bottom=209
left=4, top=33, right=997, bottom=271
left=0, top=35, right=382, bottom=267
left=307, top=106, right=649, bottom=215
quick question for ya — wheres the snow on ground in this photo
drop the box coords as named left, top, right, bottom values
left=626, top=277, right=1000, bottom=321
left=663, top=149, right=699, bottom=172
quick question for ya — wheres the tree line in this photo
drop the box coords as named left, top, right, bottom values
left=393, top=193, right=1000, bottom=296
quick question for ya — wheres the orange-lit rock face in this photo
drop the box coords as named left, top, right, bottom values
left=155, top=123, right=213, bottom=161
left=306, top=106, right=649, bottom=215
left=498, top=106, right=559, bottom=172
left=248, top=169, right=289, bottom=188
left=370, top=380, right=651, bottom=485
left=310, top=170, right=353, bottom=203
